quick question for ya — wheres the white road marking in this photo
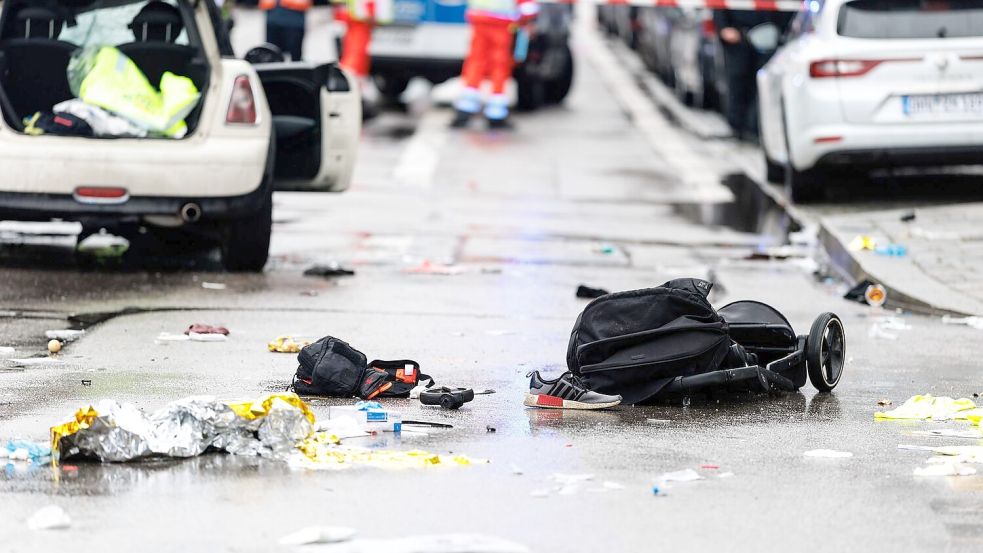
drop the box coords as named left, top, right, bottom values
left=576, top=5, right=733, bottom=204
left=391, top=109, right=452, bottom=190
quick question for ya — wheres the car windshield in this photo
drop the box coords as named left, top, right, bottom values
left=838, top=0, right=983, bottom=39
left=53, top=0, right=190, bottom=47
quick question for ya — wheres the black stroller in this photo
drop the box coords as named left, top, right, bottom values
left=566, top=278, right=846, bottom=404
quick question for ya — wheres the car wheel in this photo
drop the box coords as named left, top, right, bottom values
left=515, top=69, right=544, bottom=112
left=785, top=162, right=824, bottom=204
left=543, top=42, right=574, bottom=105
left=221, top=187, right=272, bottom=272
left=765, top=155, right=785, bottom=183
left=376, top=74, right=409, bottom=104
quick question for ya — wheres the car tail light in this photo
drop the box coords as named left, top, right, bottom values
left=74, top=186, right=129, bottom=204
left=227, top=75, right=257, bottom=124
left=809, top=58, right=919, bottom=78
left=701, top=18, right=716, bottom=38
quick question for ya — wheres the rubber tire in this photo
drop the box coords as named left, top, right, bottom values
left=543, top=43, right=574, bottom=105
left=807, top=313, right=845, bottom=392
left=220, top=187, right=272, bottom=272
left=785, top=161, right=824, bottom=203
left=515, top=71, right=544, bottom=112
left=376, top=74, right=409, bottom=104
left=765, top=155, right=785, bottom=183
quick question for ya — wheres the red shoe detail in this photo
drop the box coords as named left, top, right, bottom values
left=536, top=395, right=564, bottom=407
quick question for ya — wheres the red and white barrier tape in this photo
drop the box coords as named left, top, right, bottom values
left=553, top=0, right=802, bottom=11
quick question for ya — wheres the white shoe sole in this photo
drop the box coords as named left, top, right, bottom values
left=523, top=393, right=621, bottom=410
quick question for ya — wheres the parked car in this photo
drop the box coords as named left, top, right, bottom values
left=758, top=0, right=983, bottom=202
left=0, top=0, right=361, bottom=271
left=636, top=6, right=680, bottom=85
left=348, top=0, right=574, bottom=111
left=667, top=6, right=719, bottom=109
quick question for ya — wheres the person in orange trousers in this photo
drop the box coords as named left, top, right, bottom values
left=452, top=0, right=539, bottom=128
left=336, top=0, right=392, bottom=112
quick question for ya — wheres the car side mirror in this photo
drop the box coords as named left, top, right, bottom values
left=245, top=44, right=285, bottom=65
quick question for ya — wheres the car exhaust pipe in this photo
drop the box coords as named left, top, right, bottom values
left=179, top=203, right=202, bottom=223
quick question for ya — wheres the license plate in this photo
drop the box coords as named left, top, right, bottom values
left=902, top=93, right=983, bottom=117
left=373, top=26, right=416, bottom=47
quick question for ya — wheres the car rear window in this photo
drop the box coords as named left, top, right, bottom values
left=59, top=0, right=191, bottom=47
left=838, top=0, right=983, bottom=39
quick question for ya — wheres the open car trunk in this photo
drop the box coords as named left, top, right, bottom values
left=0, top=0, right=209, bottom=137
left=255, top=61, right=361, bottom=193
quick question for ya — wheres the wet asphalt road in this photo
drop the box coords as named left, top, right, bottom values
left=3, top=15, right=983, bottom=553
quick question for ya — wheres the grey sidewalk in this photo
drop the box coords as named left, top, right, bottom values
left=820, top=202, right=983, bottom=316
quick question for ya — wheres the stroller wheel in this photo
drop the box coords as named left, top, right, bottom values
left=807, top=313, right=845, bottom=392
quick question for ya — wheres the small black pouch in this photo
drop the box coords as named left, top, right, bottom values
left=292, top=336, right=368, bottom=397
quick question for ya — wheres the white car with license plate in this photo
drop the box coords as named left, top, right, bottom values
left=757, top=0, right=983, bottom=202
left=0, top=0, right=361, bottom=270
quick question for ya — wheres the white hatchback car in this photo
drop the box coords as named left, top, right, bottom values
left=0, top=0, right=361, bottom=270
left=758, top=0, right=983, bottom=202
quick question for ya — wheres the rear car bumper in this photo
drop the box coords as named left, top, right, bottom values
left=0, top=131, right=273, bottom=222
left=370, top=56, right=463, bottom=84
left=815, top=144, right=983, bottom=170
left=0, top=183, right=270, bottom=223
left=791, top=122, right=983, bottom=170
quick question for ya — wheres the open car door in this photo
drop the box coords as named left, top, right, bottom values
left=253, top=62, right=361, bottom=192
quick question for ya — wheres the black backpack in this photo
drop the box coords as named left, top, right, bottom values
left=566, top=278, right=748, bottom=404
left=292, top=336, right=431, bottom=400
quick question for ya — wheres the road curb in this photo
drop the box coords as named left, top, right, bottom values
left=818, top=214, right=980, bottom=317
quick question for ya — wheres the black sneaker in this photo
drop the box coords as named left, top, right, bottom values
left=524, top=371, right=622, bottom=410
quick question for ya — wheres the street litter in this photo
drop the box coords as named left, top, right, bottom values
left=310, top=533, right=530, bottom=553
left=45, top=329, right=85, bottom=342
left=576, top=284, right=610, bottom=299
left=913, top=463, right=977, bottom=477
left=294, top=439, right=484, bottom=470
left=868, top=316, right=910, bottom=341
left=912, top=429, right=982, bottom=439
left=803, top=449, right=853, bottom=458
left=47, top=340, right=61, bottom=354
left=304, top=262, right=356, bottom=278
left=875, top=395, right=983, bottom=422
left=27, top=505, right=71, bottom=531
left=898, top=445, right=983, bottom=462
left=4, top=440, right=52, bottom=461
left=941, top=315, right=983, bottom=330
left=52, top=393, right=316, bottom=462
left=268, top=336, right=311, bottom=353
left=658, top=469, right=703, bottom=483
left=201, top=282, right=227, bottom=290
left=7, top=357, right=65, bottom=367
left=279, top=526, right=357, bottom=546
left=76, top=230, right=129, bottom=258
left=874, top=244, right=907, bottom=257
left=877, top=399, right=893, bottom=407
left=185, top=324, right=229, bottom=336
left=843, top=280, right=887, bottom=307
left=847, top=235, right=878, bottom=252
left=542, top=473, right=596, bottom=496
left=420, top=387, right=475, bottom=410
left=403, top=260, right=466, bottom=275
left=901, top=212, right=916, bottom=223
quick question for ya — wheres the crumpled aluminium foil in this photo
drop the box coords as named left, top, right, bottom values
left=53, top=394, right=314, bottom=463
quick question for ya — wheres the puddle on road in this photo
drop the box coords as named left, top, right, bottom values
left=672, top=174, right=800, bottom=243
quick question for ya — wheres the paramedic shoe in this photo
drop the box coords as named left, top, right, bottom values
left=486, top=117, right=514, bottom=131
left=450, top=110, right=473, bottom=129
left=524, top=371, right=622, bottom=410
